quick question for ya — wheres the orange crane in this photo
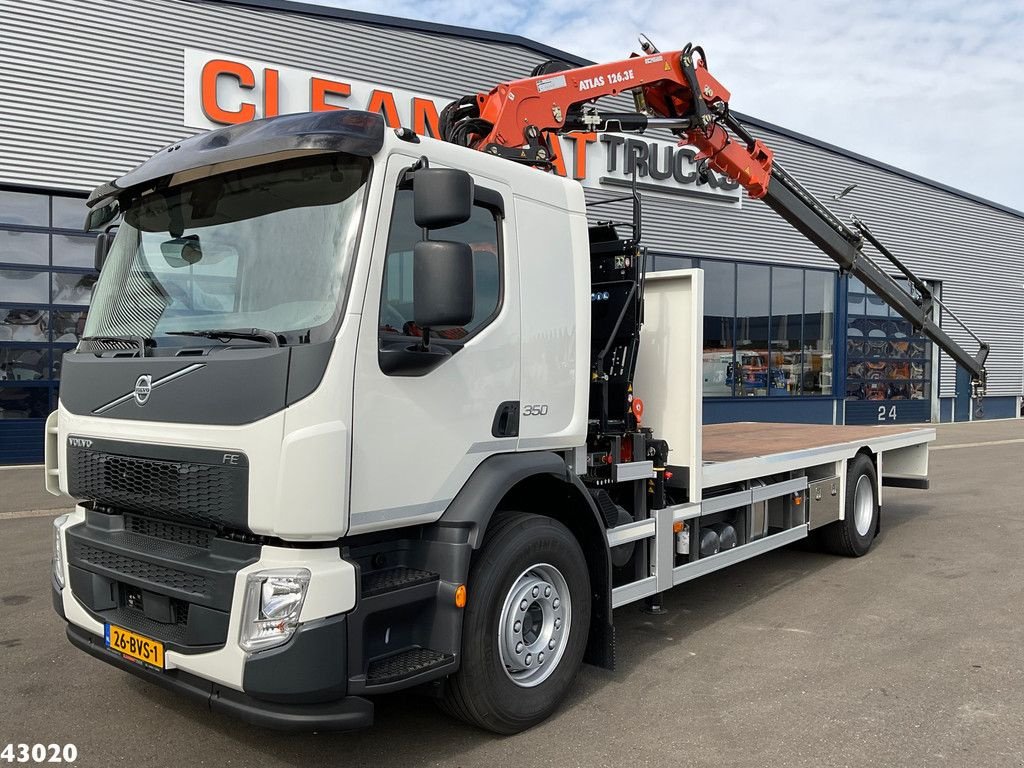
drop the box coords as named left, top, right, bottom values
left=440, top=39, right=989, bottom=389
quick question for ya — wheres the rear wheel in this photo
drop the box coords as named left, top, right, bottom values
left=440, top=512, right=591, bottom=733
left=820, top=452, right=878, bottom=557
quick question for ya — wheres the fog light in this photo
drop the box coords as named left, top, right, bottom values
left=239, top=568, right=310, bottom=652
left=52, top=514, right=69, bottom=589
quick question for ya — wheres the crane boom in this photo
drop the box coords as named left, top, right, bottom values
left=440, top=42, right=989, bottom=391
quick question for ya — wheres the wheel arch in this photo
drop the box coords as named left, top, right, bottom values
left=854, top=445, right=877, bottom=464
left=435, top=451, right=615, bottom=669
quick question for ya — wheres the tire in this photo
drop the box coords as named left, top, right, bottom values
left=819, top=452, right=878, bottom=557
left=439, top=511, right=591, bottom=734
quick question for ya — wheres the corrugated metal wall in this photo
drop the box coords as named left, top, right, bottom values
left=2, top=0, right=1022, bottom=399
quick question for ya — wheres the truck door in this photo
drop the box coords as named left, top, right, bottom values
left=349, top=156, right=520, bottom=533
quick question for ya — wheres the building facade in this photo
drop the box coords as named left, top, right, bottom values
left=2, top=0, right=1022, bottom=463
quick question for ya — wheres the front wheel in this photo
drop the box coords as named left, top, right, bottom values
left=440, top=512, right=591, bottom=734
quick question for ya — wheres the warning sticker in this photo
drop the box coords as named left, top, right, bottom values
left=537, top=75, right=567, bottom=93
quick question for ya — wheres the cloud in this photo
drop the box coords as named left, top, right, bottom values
left=311, top=0, right=1024, bottom=211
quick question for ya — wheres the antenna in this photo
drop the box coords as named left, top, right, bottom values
left=833, top=183, right=858, bottom=201
left=638, top=35, right=659, bottom=54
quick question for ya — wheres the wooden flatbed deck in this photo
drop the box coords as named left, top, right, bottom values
left=702, top=422, right=928, bottom=464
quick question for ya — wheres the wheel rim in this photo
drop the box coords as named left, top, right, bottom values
left=498, top=563, right=571, bottom=688
left=853, top=474, right=874, bottom=537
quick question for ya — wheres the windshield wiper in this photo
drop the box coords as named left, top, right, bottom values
left=166, top=328, right=281, bottom=347
left=80, top=335, right=153, bottom=356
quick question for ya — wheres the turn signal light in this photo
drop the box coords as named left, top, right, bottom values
left=455, top=584, right=467, bottom=608
left=672, top=521, right=684, bottom=534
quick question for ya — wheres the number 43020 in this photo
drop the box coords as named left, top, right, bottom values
left=0, top=744, right=78, bottom=763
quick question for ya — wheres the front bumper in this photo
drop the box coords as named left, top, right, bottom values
left=54, top=507, right=365, bottom=729
left=66, top=623, right=373, bottom=731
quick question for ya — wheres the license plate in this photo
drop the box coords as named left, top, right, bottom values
left=105, top=624, right=164, bottom=669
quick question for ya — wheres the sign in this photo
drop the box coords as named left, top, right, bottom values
left=183, top=48, right=439, bottom=135
left=183, top=49, right=741, bottom=206
left=563, top=134, right=742, bottom=204
left=845, top=399, right=930, bottom=426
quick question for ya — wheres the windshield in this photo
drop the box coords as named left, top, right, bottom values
left=84, top=153, right=371, bottom=346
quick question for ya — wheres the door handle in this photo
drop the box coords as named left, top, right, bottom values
left=491, top=401, right=520, bottom=438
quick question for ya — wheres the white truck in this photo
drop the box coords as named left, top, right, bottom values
left=47, top=44, right=986, bottom=734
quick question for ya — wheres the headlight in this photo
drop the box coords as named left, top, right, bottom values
left=239, top=568, right=310, bottom=653
left=52, top=514, right=70, bottom=589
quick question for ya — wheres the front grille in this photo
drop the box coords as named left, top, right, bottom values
left=125, top=514, right=213, bottom=549
left=67, top=443, right=247, bottom=530
left=69, top=541, right=211, bottom=597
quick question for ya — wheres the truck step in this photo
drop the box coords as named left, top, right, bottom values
left=366, top=647, right=454, bottom=685
left=360, top=567, right=439, bottom=598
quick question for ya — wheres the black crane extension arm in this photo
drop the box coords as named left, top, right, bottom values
left=724, top=112, right=990, bottom=394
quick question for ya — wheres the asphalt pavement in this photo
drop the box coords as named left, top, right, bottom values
left=0, top=465, right=73, bottom=516
left=1, top=419, right=1022, bottom=767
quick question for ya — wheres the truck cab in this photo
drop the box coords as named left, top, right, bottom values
left=49, top=110, right=603, bottom=731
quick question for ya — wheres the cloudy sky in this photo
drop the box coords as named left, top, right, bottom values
left=310, top=0, right=1024, bottom=211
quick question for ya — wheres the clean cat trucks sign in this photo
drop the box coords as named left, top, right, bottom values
left=183, top=48, right=741, bottom=206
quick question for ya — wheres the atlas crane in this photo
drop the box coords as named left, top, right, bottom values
left=440, top=40, right=990, bottom=392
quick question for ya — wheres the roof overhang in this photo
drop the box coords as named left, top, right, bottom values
left=87, top=110, right=385, bottom=208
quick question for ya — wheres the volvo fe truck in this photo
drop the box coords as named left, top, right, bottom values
left=46, top=42, right=988, bottom=734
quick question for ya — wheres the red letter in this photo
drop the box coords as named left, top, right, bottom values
left=412, top=97, right=440, bottom=137
left=201, top=59, right=256, bottom=125
left=264, top=68, right=280, bottom=117
left=367, top=89, right=401, bottom=128
left=311, top=77, right=351, bottom=111
left=565, top=132, right=597, bottom=180
left=545, top=131, right=568, bottom=177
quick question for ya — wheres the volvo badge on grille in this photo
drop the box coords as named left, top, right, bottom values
left=134, top=375, right=153, bottom=405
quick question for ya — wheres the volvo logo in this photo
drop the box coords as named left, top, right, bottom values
left=133, top=375, right=153, bottom=406
left=92, top=364, right=206, bottom=415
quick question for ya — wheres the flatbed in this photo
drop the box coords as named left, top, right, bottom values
left=702, top=422, right=935, bottom=487
left=703, top=422, right=930, bottom=464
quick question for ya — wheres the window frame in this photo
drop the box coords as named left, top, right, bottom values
left=800, top=268, right=836, bottom=398
left=377, top=180, right=507, bottom=352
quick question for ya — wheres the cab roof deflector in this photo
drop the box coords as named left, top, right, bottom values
left=87, top=111, right=385, bottom=207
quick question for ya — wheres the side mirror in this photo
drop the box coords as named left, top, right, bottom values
left=413, top=240, right=474, bottom=329
left=85, top=200, right=119, bottom=232
left=94, top=226, right=118, bottom=272
left=414, top=169, right=474, bottom=229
